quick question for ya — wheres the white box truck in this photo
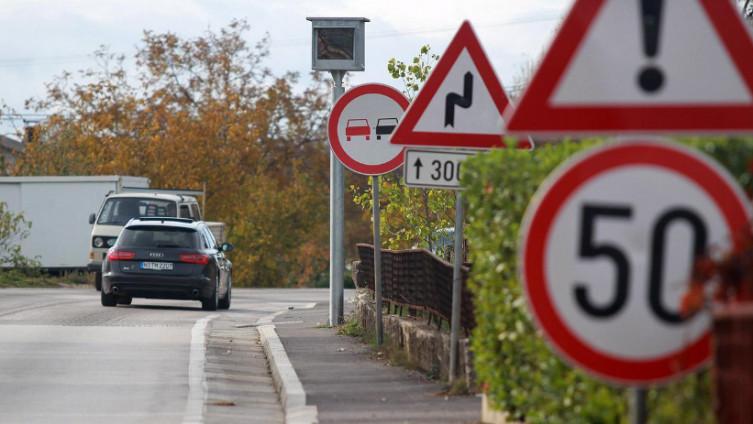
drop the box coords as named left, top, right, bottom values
left=0, top=176, right=149, bottom=270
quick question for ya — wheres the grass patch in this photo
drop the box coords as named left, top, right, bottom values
left=337, top=316, right=367, bottom=338
left=447, top=378, right=470, bottom=396
left=0, top=269, right=91, bottom=288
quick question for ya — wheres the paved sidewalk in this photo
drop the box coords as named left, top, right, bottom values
left=204, top=318, right=283, bottom=424
left=273, top=303, right=481, bottom=424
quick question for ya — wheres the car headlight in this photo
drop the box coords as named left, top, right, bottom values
left=106, top=238, right=116, bottom=247
left=93, top=237, right=104, bottom=248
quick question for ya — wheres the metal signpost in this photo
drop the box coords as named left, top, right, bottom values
left=391, top=21, right=528, bottom=383
left=307, top=17, right=369, bottom=326
left=507, top=2, right=753, bottom=421
left=404, top=148, right=471, bottom=377
left=327, top=83, right=408, bottom=343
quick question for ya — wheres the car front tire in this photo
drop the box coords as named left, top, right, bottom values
left=101, top=290, right=117, bottom=307
left=95, top=271, right=102, bottom=291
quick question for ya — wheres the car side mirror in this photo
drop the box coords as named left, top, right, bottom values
left=221, top=242, right=234, bottom=253
left=89, top=213, right=96, bottom=225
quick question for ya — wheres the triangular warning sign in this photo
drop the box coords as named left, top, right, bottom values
left=391, top=21, right=529, bottom=149
left=507, top=0, right=753, bottom=136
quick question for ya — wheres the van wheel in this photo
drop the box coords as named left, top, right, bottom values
left=218, top=275, right=231, bottom=310
left=202, top=275, right=219, bottom=311
left=101, top=290, right=117, bottom=307
left=95, top=272, right=102, bottom=291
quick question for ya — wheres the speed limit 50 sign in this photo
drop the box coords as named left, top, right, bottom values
left=520, top=139, right=751, bottom=385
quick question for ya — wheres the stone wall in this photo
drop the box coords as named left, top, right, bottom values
left=352, top=288, right=475, bottom=387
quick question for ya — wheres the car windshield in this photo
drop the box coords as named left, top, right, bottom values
left=118, top=226, right=199, bottom=248
left=97, top=198, right=177, bottom=225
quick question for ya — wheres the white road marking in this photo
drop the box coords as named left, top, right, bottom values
left=182, top=314, right=218, bottom=424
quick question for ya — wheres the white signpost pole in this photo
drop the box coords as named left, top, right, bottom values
left=372, top=176, right=383, bottom=345
left=330, top=70, right=346, bottom=326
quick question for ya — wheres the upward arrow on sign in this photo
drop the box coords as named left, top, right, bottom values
left=413, top=157, right=423, bottom=179
left=391, top=21, right=530, bottom=149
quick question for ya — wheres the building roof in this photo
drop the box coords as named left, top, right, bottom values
left=0, top=135, right=24, bottom=153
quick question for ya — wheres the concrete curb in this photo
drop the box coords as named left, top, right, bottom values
left=258, top=324, right=318, bottom=424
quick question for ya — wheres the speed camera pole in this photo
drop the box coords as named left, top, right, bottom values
left=307, top=17, right=369, bottom=326
left=331, top=70, right=345, bottom=325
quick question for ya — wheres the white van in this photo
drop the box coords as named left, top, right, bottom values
left=87, top=192, right=201, bottom=290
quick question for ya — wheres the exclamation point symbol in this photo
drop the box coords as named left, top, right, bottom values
left=638, top=0, right=665, bottom=93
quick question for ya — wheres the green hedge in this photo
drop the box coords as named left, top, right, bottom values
left=461, top=137, right=753, bottom=424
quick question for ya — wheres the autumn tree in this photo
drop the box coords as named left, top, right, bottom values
left=13, top=21, right=336, bottom=287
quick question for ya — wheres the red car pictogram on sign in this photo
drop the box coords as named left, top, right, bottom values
left=346, top=119, right=371, bottom=141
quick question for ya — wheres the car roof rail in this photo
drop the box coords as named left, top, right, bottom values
left=131, top=217, right=195, bottom=224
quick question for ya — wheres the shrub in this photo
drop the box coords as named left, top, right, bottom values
left=461, top=137, right=753, bottom=423
left=0, top=201, right=38, bottom=269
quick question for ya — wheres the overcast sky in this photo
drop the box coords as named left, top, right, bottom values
left=0, top=0, right=573, bottom=137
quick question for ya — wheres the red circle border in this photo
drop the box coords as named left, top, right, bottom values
left=521, top=140, right=751, bottom=386
left=327, top=84, right=408, bottom=175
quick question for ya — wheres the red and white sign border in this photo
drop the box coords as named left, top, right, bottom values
left=505, top=0, right=753, bottom=136
left=519, top=138, right=752, bottom=386
left=327, top=83, right=408, bottom=176
left=390, top=21, right=530, bottom=149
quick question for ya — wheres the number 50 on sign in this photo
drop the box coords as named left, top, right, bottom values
left=520, top=139, right=751, bottom=386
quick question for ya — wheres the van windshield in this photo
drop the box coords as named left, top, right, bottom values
left=97, top=198, right=177, bottom=225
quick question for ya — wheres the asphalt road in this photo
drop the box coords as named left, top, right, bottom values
left=0, top=287, right=328, bottom=424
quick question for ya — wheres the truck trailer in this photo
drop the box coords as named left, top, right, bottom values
left=0, top=176, right=149, bottom=270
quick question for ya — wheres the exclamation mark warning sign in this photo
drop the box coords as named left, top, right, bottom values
left=638, top=0, right=665, bottom=94
left=505, top=0, right=753, bottom=134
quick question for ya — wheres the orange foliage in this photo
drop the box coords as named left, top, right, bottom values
left=12, top=21, right=343, bottom=287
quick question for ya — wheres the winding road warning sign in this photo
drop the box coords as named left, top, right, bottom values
left=390, top=21, right=529, bottom=149
left=506, top=0, right=753, bottom=135
left=520, top=139, right=751, bottom=385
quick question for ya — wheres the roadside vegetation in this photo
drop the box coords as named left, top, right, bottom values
left=462, top=139, right=753, bottom=424
left=0, top=270, right=89, bottom=288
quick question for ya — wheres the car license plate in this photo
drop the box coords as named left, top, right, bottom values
left=140, top=262, right=173, bottom=271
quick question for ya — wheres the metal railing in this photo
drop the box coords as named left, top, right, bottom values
left=354, top=244, right=475, bottom=333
